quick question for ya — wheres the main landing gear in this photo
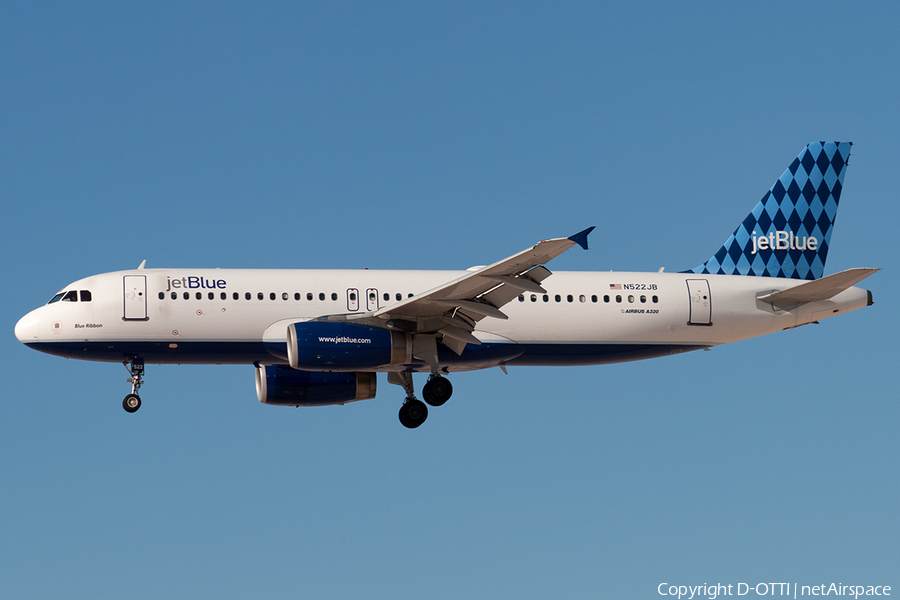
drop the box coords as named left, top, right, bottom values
left=122, top=358, right=144, bottom=413
left=391, top=372, right=454, bottom=429
left=423, top=375, right=453, bottom=407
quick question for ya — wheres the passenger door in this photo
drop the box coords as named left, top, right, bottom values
left=123, top=276, right=148, bottom=320
left=686, top=279, right=712, bottom=326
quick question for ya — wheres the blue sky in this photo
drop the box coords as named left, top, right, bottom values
left=2, top=2, right=898, bottom=598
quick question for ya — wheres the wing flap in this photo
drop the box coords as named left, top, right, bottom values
left=481, top=275, right=547, bottom=294
left=430, top=299, right=508, bottom=320
left=438, top=324, right=482, bottom=346
left=757, top=268, right=879, bottom=308
left=439, top=334, right=469, bottom=356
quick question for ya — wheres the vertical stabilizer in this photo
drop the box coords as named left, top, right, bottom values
left=684, top=142, right=851, bottom=280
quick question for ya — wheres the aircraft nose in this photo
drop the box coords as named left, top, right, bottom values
left=15, top=310, right=41, bottom=343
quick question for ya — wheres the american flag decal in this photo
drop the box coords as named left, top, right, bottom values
left=609, top=283, right=622, bottom=290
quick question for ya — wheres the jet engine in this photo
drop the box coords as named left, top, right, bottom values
left=286, top=321, right=412, bottom=370
left=255, top=365, right=377, bottom=407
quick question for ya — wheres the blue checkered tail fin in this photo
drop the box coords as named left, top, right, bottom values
left=682, top=142, right=852, bottom=280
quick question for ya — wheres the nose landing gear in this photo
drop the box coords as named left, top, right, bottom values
left=122, top=358, right=144, bottom=413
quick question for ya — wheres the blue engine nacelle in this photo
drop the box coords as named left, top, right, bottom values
left=255, top=365, right=377, bottom=407
left=287, top=321, right=412, bottom=371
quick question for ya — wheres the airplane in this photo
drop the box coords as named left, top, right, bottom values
left=15, top=142, right=877, bottom=428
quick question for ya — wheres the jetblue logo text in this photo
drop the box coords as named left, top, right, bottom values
left=165, top=277, right=226, bottom=292
left=750, top=231, right=818, bottom=255
left=318, top=336, right=372, bottom=345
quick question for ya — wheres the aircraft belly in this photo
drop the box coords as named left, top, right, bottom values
left=504, top=343, right=708, bottom=366
left=23, top=340, right=271, bottom=364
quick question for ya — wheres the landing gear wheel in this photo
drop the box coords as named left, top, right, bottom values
left=123, top=358, right=145, bottom=413
left=123, top=394, right=142, bottom=413
left=399, top=399, right=428, bottom=429
left=423, top=376, right=453, bottom=407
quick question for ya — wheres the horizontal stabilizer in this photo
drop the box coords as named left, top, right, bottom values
left=757, top=268, right=879, bottom=308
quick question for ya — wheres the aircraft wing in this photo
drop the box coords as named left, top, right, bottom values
left=757, top=268, right=879, bottom=309
left=369, top=227, right=595, bottom=353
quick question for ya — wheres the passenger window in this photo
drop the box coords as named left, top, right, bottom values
left=158, top=292, right=165, bottom=300
left=171, top=292, right=178, bottom=300
left=319, top=292, right=325, bottom=301
left=616, top=295, right=622, bottom=303
left=294, top=293, right=300, bottom=301
left=233, top=292, right=239, bottom=300
left=652, top=295, right=659, bottom=303
left=628, top=295, right=634, bottom=303
left=555, top=294, right=561, bottom=302
left=591, top=295, right=597, bottom=303
left=184, top=292, right=190, bottom=300
left=258, top=292, right=264, bottom=301
left=579, top=295, right=585, bottom=303
left=518, top=295, right=524, bottom=302
left=80, top=291, right=92, bottom=302
left=383, top=293, right=389, bottom=301
left=307, top=292, right=313, bottom=301
left=196, top=292, right=202, bottom=300
left=543, top=295, right=549, bottom=302
left=349, top=292, right=357, bottom=301
left=208, top=292, right=214, bottom=300
left=62, top=290, right=78, bottom=302
left=640, top=295, right=646, bottom=303
left=408, top=293, right=413, bottom=298
left=396, top=293, right=402, bottom=301
left=221, top=292, right=227, bottom=300
left=269, top=292, right=276, bottom=301
left=245, top=292, right=251, bottom=300
left=604, top=295, right=610, bottom=303
left=530, top=294, right=537, bottom=302
left=567, top=294, right=573, bottom=303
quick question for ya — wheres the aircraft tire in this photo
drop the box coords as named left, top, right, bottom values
left=123, top=394, right=141, bottom=413
left=423, top=376, right=453, bottom=407
left=399, top=399, right=427, bottom=428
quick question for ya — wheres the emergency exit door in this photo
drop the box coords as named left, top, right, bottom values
left=123, top=276, right=148, bottom=320
left=366, top=288, right=379, bottom=311
left=686, top=279, right=712, bottom=326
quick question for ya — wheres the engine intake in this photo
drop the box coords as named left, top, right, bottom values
left=255, top=365, right=377, bottom=407
left=287, top=321, right=411, bottom=370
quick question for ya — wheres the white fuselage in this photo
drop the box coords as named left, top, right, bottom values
left=15, top=268, right=871, bottom=372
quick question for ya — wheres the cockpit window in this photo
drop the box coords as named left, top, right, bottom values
left=48, top=289, right=92, bottom=304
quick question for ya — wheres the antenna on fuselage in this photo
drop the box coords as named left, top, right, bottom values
left=137, top=260, right=146, bottom=269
